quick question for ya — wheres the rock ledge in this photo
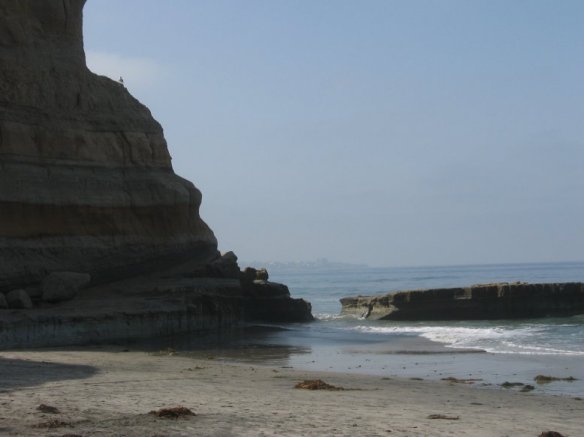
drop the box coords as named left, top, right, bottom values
left=340, top=282, right=584, bottom=321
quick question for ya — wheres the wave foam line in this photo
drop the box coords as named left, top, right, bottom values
left=349, top=325, right=584, bottom=356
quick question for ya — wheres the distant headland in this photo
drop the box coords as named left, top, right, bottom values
left=242, top=258, right=369, bottom=271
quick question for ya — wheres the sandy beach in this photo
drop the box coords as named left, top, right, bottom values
left=0, top=347, right=582, bottom=436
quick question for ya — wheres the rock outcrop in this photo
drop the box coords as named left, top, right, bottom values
left=0, top=262, right=313, bottom=348
left=0, top=0, right=312, bottom=346
left=340, top=282, right=584, bottom=321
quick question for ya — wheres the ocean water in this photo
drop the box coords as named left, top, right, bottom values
left=269, top=261, right=584, bottom=358
left=256, top=262, right=584, bottom=395
left=169, top=262, right=584, bottom=396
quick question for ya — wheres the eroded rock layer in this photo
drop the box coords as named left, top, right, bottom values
left=340, top=282, right=584, bottom=321
left=0, top=0, right=218, bottom=289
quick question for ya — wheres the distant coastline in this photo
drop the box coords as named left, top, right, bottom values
left=241, top=258, right=368, bottom=271
left=243, top=259, right=584, bottom=272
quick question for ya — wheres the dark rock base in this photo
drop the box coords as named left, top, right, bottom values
left=0, top=276, right=312, bottom=349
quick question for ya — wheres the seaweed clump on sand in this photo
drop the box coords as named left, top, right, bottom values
left=149, top=406, right=196, bottom=419
left=500, top=382, right=535, bottom=392
left=534, top=375, right=578, bottom=384
left=36, top=404, right=60, bottom=414
left=427, top=414, right=459, bottom=420
left=294, top=379, right=344, bottom=391
left=441, top=377, right=482, bottom=384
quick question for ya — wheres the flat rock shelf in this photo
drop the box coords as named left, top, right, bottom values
left=340, top=282, right=584, bottom=321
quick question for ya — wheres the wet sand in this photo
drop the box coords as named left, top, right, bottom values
left=143, top=325, right=584, bottom=397
left=0, top=347, right=582, bottom=436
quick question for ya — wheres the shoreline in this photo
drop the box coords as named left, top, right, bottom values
left=1, top=347, right=582, bottom=436
left=131, top=322, right=584, bottom=398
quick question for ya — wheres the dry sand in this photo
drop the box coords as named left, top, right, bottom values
left=0, top=348, right=582, bottom=436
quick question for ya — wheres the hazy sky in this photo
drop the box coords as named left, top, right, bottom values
left=84, top=0, right=584, bottom=267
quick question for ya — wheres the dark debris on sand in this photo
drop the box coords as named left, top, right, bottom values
left=501, top=381, right=526, bottom=389
left=148, top=406, right=196, bottom=419
left=294, top=379, right=344, bottom=391
left=538, top=432, right=565, bottom=437
left=31, top=418, right=72, bottom=429
left=37, top=403, right=60, bottom=414
left=427, top=414, right=459, bottom=420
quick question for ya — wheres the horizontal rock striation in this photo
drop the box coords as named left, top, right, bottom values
left=0, top=251, right=313, bottom=348
left=0, top=276, right=313, bottom=349
left=340, top=282, right=584, bottom=321
left=0, top=0, right=217, bottom=289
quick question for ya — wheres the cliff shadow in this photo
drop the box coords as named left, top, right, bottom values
left=0, top=357, right=97, bottom=392
left=118, top=325, right=312, bottom=365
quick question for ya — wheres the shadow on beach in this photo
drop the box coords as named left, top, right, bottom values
left=0, top=357, right=97, bottom=392
left=123, top=324, right=313, bottom=365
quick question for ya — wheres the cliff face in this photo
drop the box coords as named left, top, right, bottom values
left=0, top=0, right=218, bottom=289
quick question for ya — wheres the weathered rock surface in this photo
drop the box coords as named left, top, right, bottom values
left=0, top=0, right=217, bottom=291
left=0, top=263, right=313, bottom=348
left=240, top=267, right=270, bottom=285
left=0, top=0, right=313, bottom=346
left=256, top=268, right=269, bottom=281
left=243, top=280, right=311, bottom=323
left=340, top=282, right=584, bottom=321
left=6, top=290, right=33, bottom=310
left=41, top=272, right=91, bottom=303
left=206, top=251, right=241, bottom=279
left=0, top=294, right=7, bottom=309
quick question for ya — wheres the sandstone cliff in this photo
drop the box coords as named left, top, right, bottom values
left=0, top=0, right=217, bottom=290
left=0, top=0, right=313, bottom=346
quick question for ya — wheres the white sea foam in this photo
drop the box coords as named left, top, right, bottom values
left=349, top=325, right=584, bottom=356
left=315, top=313, right=353, bottom=321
